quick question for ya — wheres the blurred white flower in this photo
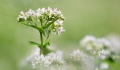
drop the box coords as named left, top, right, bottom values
left=98, top=50, right=111, bottom=60
left=49, top=51, right=66, bottom=65
left=80, top=35, right=112, bottom=51
left=107, top=35, right=120, bottom=54
left=80, top=35, right=96, bottom=47
left=80, top=35, right=113, bottom=57
left=44, top=56, right=53, bottom=67
left=70, top=49, right=87, bottom=61
left=100, top=62, right=109, bottom=70
left=23, top=49, right=65, bottom=68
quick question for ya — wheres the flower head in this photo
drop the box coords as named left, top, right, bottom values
left=17, top=7, right=65, bottom=35
left=70, top=49, right=87, bottom=61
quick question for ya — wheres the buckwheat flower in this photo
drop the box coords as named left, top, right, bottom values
left=27, top=9, right=35, bottom=16
left=36, top=8, right=41, bottom=15
left=46, top=7, right=53, bottom=17
left=17, top=9, right=35, bottom=22
left=100, top=62, right=109, bottom=70
left=17, top=11, right=28, bottom=22
left=52, top=51, right=66, bottom=65
left=36, top=8, right=46, bottom=14
left=17, top=15, right=25, bottom=21
left=98, top=50, right=110, bottom=56
left=29, top=47, right=41, bottom=68
left=107, top=35, right=120, bottom=54
left=54, top=20, right=63, bottom=26
left=98, top=50, right=111, bottom=60
left=70, top=49, right=87, bottom=61
left=80, top=35, right=96, bottom=49
left=53, top=27, right=65, bottom=35
left=47, top=51, right=66, bottom=66
left=97, top=38, right=111, bottom=48
left=53, top=8, right=61, bottom=15
left=41, top=8, right=47, bottom=14
left=80, top=35, right=104, bottom=52
left=44, top=56, right=53, bottom=67
left=20, top=47, right=41, bottom=68
left=80, top=35, right=112, bottom=53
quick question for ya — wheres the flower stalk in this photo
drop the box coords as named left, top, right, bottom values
left=40, top=31, right=43, bottom=54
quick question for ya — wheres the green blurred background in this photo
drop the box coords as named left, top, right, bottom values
left=0, top=0, right=120, bottom=70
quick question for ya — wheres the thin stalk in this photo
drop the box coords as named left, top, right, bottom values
left=40, top=19, right=44, bottom=54
left=40, top=31, right=43, bottom=54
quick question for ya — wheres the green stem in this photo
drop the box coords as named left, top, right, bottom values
left=40, top=31, right=43, bottom=54
left=40, top=19, right=44, bottom=54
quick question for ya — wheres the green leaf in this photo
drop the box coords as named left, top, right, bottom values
left=29, top=41, right=41, bottom=46
left=21, top=22, right=45, bottom=36
left=42, top=18, right=58, bottom=29
left=44, top=42, right=50, bottom=47
left=51, top=23, right=54, bottom=30
left=42, top=42, right=55, bottom=55
left=107, top=57, right=114, bottom=62
left=42, top=46, right=55, bottom=55
left=107, top=60, right=120, bottom=70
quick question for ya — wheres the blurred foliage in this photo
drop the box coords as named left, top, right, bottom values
left=0, top=0, right=120, bottom=70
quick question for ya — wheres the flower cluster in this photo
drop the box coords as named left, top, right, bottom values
left=17, top=7, right=65, bottom=35
left=25, top=47, right=65, bottom=68
left=70, top=49, right=87, bottom=61
left=80, top=35, right=110, bottom=51
left=77, top=35, right=120, bottom=70
left=79, top=35, right=120, bottom=60
left=80, top=35, right=113, bottom=59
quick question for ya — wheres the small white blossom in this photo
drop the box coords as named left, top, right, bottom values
left=98, top=50, right=111, bottom=60
left=100, top=62, right=109, bottom=70
left=27, top=9, right=35, bottom=16
left=53, top=27, right=65, bottom=35
left=44, top=56, right=53, bottom=67
left=80, top=35, right=96, bottom=46
left=48, top=51, right=66, bottom=65
left=70, top=49, right=87, bottom=61
left=107, top=35, right=120, bottom=54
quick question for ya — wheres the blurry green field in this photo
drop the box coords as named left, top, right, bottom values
left=0, top=0, right=120, bottom=70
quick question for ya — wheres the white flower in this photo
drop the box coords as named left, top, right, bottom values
left=17, top=15, right=25, bottom=21
left=107, top=35, right=120, bottom=54
left=41, top=8, right=46, bottom=14
left=98, top=50, right=111, bottom=60
left=70, top=49, right=87, bottom=61
left=48, top=51, right=66, bottom=65
left=98, top=50, right=110, bottom=56
left=27, top=9, right=35, bottom=16
left=17, top=7, right=65, bottom=35
left=44, top=56, right=53, bottom=67
left=53, top=27, right=65, bottom=35
left=24, top=49, right=65, bottom=68
left=54, top=20, right=63, bottom=26
left=100, top=62, right=109, bottom=69
left=36, top=8, right=46, bottom=14
left=80, top=35, right=113, bottom=55
left=80, top=35, right=96, bottom=45
left=80, top=36, right=112, bottom=50
left=97, top=38, right=111, bottom=47
left=19, top=11, right=28, bottom=21
left=80, top=35, right=96, bottom=50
